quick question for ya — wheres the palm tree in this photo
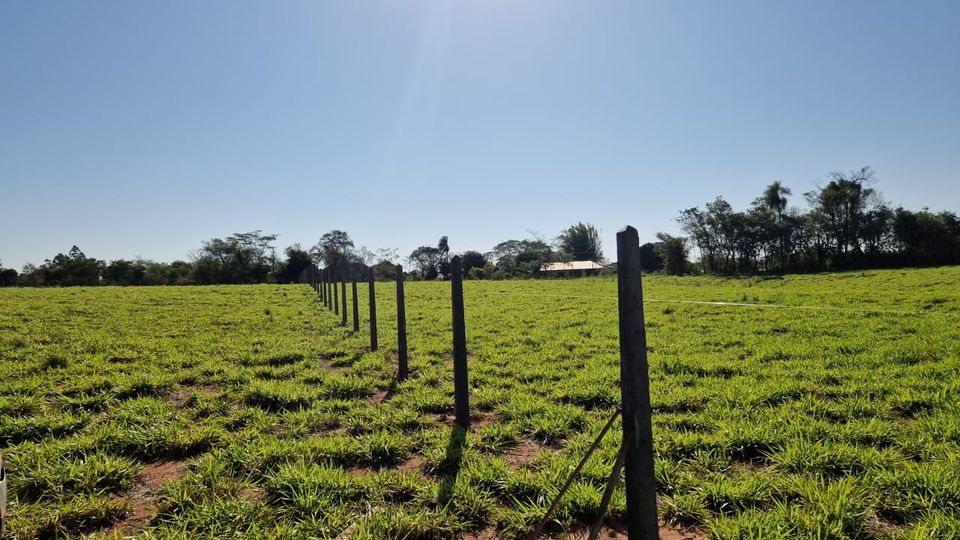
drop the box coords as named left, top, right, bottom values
left=762, top=180, right=791, bottom=222
left=761, top=181, right=792, bottom=270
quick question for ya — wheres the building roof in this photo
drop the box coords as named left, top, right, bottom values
left=540, top=261, right=607, bottom=272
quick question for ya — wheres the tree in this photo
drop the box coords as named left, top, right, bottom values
left=655, top=233, right=689, bottom=275
left=311, top=230, right=355, bottom=269
left=408, top=246, right=442, bottom=280
left=460, top=251, right=487, bottom=273
left=103, top=259, right=147, bottom=286
left=408, top=236, right=451, bottom=280
left=557, top=222, right=603, bottom=261
left=0, top=266, right=17, bottom=287
left=755, top=181, right=792, bottom=270
left=41, top=246, right=102, bottom=286
left=279, top=244, right=313, bottom=284
left=805, top=167, right=877, bottom=267
left=191, top=231, right=278, bottom=284
left=490, top=238, right=555, bottom=277
left=639, top=243, right=664, bottom=273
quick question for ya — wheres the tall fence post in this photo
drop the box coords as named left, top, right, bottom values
left=351, top=267, right=360, bottom=333
left=320, top=267, right=326, bottom=303
left=450, top=256, right=469, bottom=429
left=368, top=266, right=378, bottom=351
left=340, top=270, right=348, bottom=327
left=396, top=264, right=408, bottom=381
left=333, top=269, right=339, bottom=315
left=326, top=270, right=332, bottom=310
left=313, top=265, right=319, bottom=294
left=616, top=226, right=659, bottom=539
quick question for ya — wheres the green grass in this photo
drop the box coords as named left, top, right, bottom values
left=1, top=267, right=959, bottom=538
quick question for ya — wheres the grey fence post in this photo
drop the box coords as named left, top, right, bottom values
left=616, top=226, right=659, bottom=539
left=320, top=267, right=326, bottom=303
left=340, top=270, right=348, bottom=327
left=351, top=268, right=360, bottom=333
left=450, top=256, right=469, bottom=429
left=368, top=266, right=378, bottom=351
left=396, top=264, right=408, bottom=381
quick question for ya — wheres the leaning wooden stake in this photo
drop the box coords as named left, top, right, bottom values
left=367, top=266, right=378, bottom=351
left=450, top=256, right=469, bottom=429
left=396, top=265, right=408, bottom=381
left=616, top=226, right=659, bottom=539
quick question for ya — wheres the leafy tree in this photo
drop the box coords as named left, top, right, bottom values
left=408, top=245, right=442, bottom=280
left=639, top=243, right=664, bottom=273
left=40, top=246, right=102, bottom=286
left=460, top=251, right=487, bottom=273
left=490, top=238, right=555, bottom=277
left=0, top=265, right=17, bottom=287
left=372, top=260, right=398, bottom=281
left=279, top=244, right=313, bottom=284
left=557, top=222, right=603, bottom=261
left=408, top=236, right=451, bottom=280
left=311, top=230, right=355, bottom=269
left=191, top=231, right=277, bottom=284
left=655, top=233, right=689, bottom=275
left=103, top=259, right=146, bottom=286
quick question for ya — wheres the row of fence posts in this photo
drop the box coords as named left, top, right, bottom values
left=296, top=226, right=658, bottom=539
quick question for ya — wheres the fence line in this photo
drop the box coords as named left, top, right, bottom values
left=296, top=228, right=661, bottom=539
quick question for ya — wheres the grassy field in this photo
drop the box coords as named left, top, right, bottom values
left=1, top=267, right=959, bottom=539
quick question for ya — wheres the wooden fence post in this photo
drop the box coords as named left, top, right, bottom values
left=450, top=256, right=469, bottom=429
left=368, top=266, right=378, bottom=351
left=326, top=270, right=332, bottom=310
left=351, top=268, right=360, bottom=333
left=340, top=270, right=348, bottom=327
left=396, top=264, right=408, bottom=381
left=616, top=226, right=659, bottom=539
left=333, top=269, right=339, bottom=315
left=320, top=267, right=326, bottom=303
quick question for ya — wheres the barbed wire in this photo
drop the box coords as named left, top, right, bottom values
left=465, top=289, right=957, bottom=318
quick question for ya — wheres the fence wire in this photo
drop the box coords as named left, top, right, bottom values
left=468, top=290, right=957, bottom=319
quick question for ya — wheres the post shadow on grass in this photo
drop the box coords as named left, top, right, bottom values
left=437, top=425, right=468, bottom=505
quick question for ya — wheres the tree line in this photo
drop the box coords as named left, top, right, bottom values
left=669, top=166, right=960, bottom=275
left=0, top=222, right=606, bottom=287
left=2, top=166, right=957, bottom=286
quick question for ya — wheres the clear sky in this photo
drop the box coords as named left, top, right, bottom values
left=2, top=1, right=958, bottom=269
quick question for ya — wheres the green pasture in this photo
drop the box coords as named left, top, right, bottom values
left=1, top=267, right=959, bottom=538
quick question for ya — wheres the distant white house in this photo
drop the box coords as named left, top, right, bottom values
left=539, top=260, right=606, bottom=278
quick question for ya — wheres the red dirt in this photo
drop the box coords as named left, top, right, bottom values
left=103, top=460, right=189, bottom=537
left=463, top=520, right=704, bottom=539
left=369, top=389, right=390, bottom=405
left=503, top=439, right=543, bottom=467
left=435, top=411, right=498, bottom=428
left=399, top=455, right=424, bottom=474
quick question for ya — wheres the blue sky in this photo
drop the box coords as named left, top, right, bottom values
left=1, top=1, right=958, bottom=269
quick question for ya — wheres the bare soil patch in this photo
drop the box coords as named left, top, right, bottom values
left=104, top=460, right=189, bottom=536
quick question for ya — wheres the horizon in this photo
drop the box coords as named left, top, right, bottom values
left=3, top=1, right=959, bottom=270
